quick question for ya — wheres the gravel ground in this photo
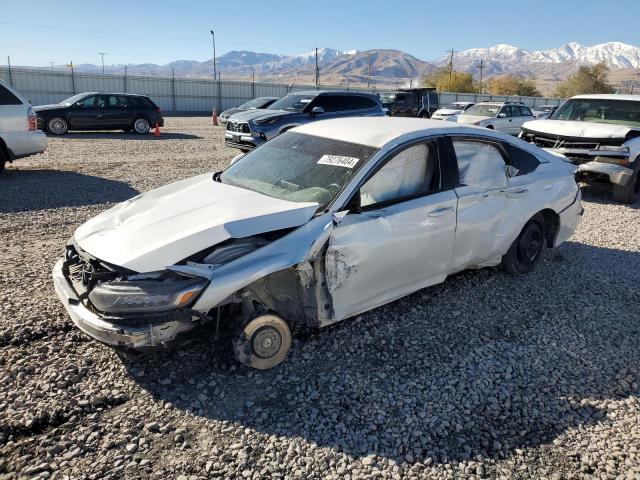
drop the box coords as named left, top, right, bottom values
left=0, top=117, right=639, bottom=479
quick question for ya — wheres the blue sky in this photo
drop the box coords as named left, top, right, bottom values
left=1, top=0, right=639, bottom=67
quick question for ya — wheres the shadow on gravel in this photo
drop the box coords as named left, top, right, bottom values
left=0, top=169, right=139, bottom=213
left=580, top=181, right=640, bottom=209
left=50, top=132, right=202, bottom=140
left=123, top=241, right=640, bottom=467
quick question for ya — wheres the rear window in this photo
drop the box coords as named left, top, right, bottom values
left=0, top=84, right=22, bottom=105
left=505, top=143, right=540, bottom=175
left=130, top=96, right=155, bottom=108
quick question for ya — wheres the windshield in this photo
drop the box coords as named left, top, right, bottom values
left=238, top=97, right=272, bottom=109
left=221, top=132, right=379, bottom=208
left=551, top=99, right=640, bottom=127
left=268, top=94, right=315, bottom=112
left=535, top=105, right=555, bottom=112
left=463, top=104, right=500, bottom=117
left=379, top=93, right=397, bottom=104
left=445, top=103, right=465, bottom=110
left=59, top=93, right=89, bottom=106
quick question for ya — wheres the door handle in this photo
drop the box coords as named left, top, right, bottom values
left=428, top=206, right=454, bottom=217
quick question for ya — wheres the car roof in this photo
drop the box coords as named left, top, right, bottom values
left=290, top=90, right=376, bottom=97
left=292, top=117, right=494, bottom=148
left=571, top=94, right=640, bottom=101
left=79, top=92, right=148, bottom=97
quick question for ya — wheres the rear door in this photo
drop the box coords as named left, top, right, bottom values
left=326, top=138, right=458, bottom=320
left=102, top=95, right=133, bottom=128
left=513, top=106, right=534, bottom=133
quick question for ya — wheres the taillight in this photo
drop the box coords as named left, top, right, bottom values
left=27, top=106, right=37, bottom=131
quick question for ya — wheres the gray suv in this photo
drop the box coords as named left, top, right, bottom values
left=224, top=90, right=385, bottom=151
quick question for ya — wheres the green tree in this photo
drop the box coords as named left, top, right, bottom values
left=487, top=75, right=541, bottom=96
left=555, top=62, right=614, bottom=97
left=422, top=68, right=478, bottom=93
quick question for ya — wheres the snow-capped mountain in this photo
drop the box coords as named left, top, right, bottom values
left=437, top=42, right=640, bottom=73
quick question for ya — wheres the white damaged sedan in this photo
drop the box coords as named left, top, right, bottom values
left=53, top=118, right=583, bottom=369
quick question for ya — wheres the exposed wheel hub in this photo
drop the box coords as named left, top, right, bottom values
left=519, top=226, right=542, bottom=262
left=251, top=327, right=282, bottom=359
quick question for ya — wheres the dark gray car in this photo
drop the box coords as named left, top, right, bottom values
left=219, top=96, right=279, bottom=125
left=224, top=90, right=385, bottom=151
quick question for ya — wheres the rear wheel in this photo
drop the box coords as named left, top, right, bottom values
left=612, top=159, right=640, bottom=204
left=46, top=117, right=69, bottom=135
left=133, top=117, right=151, bottom=134
left=233, top=314, right=292, bottom=370
left=501, top=214, right=545, bottom=275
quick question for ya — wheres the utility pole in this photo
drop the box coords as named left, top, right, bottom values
left=7, top=56, right=13, bottom=87
left=447, top=49, right=455, bottom=92
left=98, top=52, right=107, bottom=74
left=210, top=30, right=217, bottom=80
left=478, top=59, right=484, bottom=93
left=49, top=62, right=54, bottom=70
left=315, top=47, right=319, bottom=88
left=367, top=53, right=372, bottom=89
left=631, top=74, right=639, bottom=94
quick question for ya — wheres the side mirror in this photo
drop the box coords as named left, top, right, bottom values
left=498, top=112, right=507, bottom=118
left=230, top=153, right=245, bottom=165
left=75, top=102, right=83, bottom=109
left=505, top=165, right=520, bottom=177
left=332, top=210, right=349, bottom=225
left=311, top=106, right=324, bottom=116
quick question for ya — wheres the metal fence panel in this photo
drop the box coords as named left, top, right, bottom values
left=0, top=66, right=565, bottom=112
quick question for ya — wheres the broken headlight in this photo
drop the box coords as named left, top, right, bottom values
left=593, top=145, right=630, bottom=165
left=88, top=275, right=208, bottom=314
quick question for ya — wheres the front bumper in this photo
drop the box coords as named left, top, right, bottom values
left=52, top=259, right=201, bottom=349
left=576, top=161, right=633, bottom=185
left=224, top=131, right=265, bottom=150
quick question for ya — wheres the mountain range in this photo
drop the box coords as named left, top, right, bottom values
left=66, top=42, right=640, bottom=93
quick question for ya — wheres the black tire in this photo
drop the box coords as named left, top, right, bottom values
left=232, top=314, right=292, bottom=370
left=132, top=117, right=151, bottom=134
left=611, top=158, right=640, bottom=204
left=46, top=117, right=69, bottom=135
left=501, top=214, right=545, bottom=275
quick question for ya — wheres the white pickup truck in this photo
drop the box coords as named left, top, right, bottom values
left=521, top=94, right=640, bottom=203
left=0, top=79, right=48, bottom=174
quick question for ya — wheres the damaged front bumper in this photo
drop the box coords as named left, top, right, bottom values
left=52, top=259, right=202, bottom=349
left=542, top=147, right=634, bottom=185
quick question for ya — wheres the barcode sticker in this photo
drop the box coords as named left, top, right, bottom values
left=317, top=155, right=360, bottom=169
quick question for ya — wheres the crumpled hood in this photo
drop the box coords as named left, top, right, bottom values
left=34, top=104, right=66, bottom=112
left=522, top=119, right=640, bottom=139
left=230, top=108, right=294, bottom=123
left=452, top=114, right=491, bottom=124
left=74, top=173, right=318, bottom=272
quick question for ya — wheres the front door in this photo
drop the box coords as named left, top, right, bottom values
left=67, top=95, right=100, bottom=129
left=326, top=140, right=457, bottom=321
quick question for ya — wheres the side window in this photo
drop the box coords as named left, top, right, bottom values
left=395, top=94, right=406, bottom=105
left=504, top=143, right=540, bottom=175
left=360, top=143, right=438, bottom=208
left=405, top=93, right=417, bottom=105
left=519, top=106, right=533, bottom=117
left=453, top=140, right=507, bottom=189
left=498, top=106, right=510, bottom=117
left=346, top=96, right=377, bottom=110
left=80, top=96, right=98, bottom=108
left=314, top=95, right=342, bottom=112
left=0, top=85, right=22, bottom=105
left=107, top=96, right=130, bottom=108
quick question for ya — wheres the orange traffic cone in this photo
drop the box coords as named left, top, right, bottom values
left=212, top=108, right=219, bottom=126
left=154, top=123, right=161, bottom=137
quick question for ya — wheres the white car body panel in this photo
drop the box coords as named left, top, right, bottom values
left=0, top=80, right=47, bottom=160
left=326, top=189, right=458, bottom=321
left=53, top=117, right=582, bottom=350
left=74, top=173, right=319, bottom=272
left=522, top=119, right=640, bottom=139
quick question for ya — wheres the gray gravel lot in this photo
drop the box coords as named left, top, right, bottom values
left=0, top=117, right=639, bottom=479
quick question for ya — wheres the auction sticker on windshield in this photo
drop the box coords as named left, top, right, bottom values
left=317, top=155, right=360, bottom=168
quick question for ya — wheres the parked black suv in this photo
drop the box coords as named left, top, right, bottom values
left=379, top=88, right=439, bottom=118
left=34, top=92, right=163, bottom=135
left=224, top=90, right=385, bottom=151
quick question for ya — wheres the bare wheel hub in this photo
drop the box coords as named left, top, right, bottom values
left=251, top=327, right=282, bottom=359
